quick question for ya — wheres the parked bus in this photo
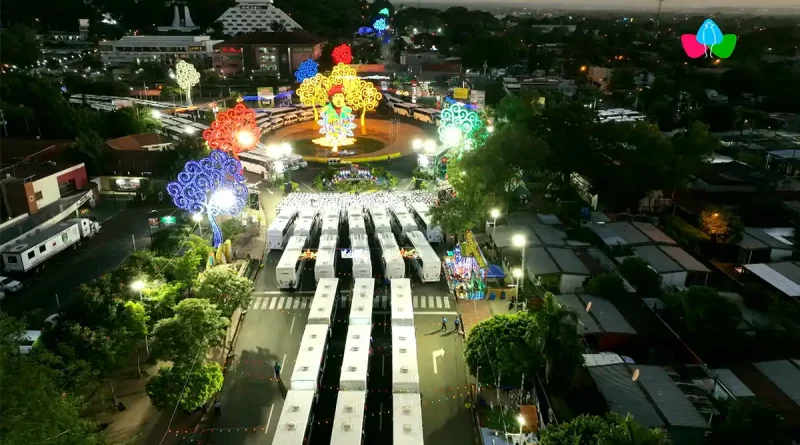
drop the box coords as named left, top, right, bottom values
left=412, top=108, right=440, bottom=124
left=392, top=393, right=424, bottom=445
left=314, top=248, right=337, bottom=283
left=267, top=208, right=298, bottom=250
left=321, top=208, right=342, bottom=236
left=319, top=234, right=338, bottom=251
left=392, top=325, right=420, bottom=393
left=285, top=235, right=309, bottom=252
left=290, top=324, right=330, bottom=391
left=376, top=232, right=404, bottom=280
left=368, top=207, right=392, bottom=234
left=409, top=202, right=443, bottom=243
left=276, top=248, right=304, bottom=289
left=390, top=278, right=414, bottom=326
left=308, top=278, right=338, bottom=325
left=352, top=248, right=372, bottom=280
left=293, top=217, right=318, bottom=240
left=350, top=278, right=375, bottom=326
left=339, top=325, right=371, bottom=391
left=392, top=102, right=418, bottom=117
left=331, top=390, right=367, bottom=445
left=272, top=390, right=316, bottom=445
left=349, top=211, right=366, bottom=236
left=405, top=231, right=441, bottom=283
left=390, top=208, right=418, bottom=240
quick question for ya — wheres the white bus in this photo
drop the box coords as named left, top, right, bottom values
left=267, top=209, right=298, bottom=250
left=352, top=248, right=372, bottom=280
left=371, top=213, right=392, bottom=234
left=321, top=209, right=341, bottom=236
left=331, top=391, right=366, bottom=445
left=409, top=202, right=443, bottom=243
left=350, top=234, right=369, bottom=250
left=349, top=213, right=366, bottom=235
left=308, top=278, right=338, bottom=325
left=412, top=108, right=440, bottom=124
left=377, top=232, right=404, bottom=280
left=290, top=324, right=330, bottom=391
left=391, top=210, right=418, bottom=240
left=350, top=278, right=375, bottom=325
left=406, top=231, right=441, bottom=283
left=285, top=235, right=309, bottom=252
left=392, top=325, right=420, bottom=393
left=392, top=102, right=418, bottom=117
left=390, top=279, right=414, bottom=327
left=298, top=206, right=318, bottom=220
left=314, top=248, right=337, bottom=283
left=293, top=217, right=318, bottom=239
left=339, top=325, right=371, bottom=391
left=319, top=234, right=338, bottom=251
left=272, top=390, right=316, bottom=445
left=276, top=248, right=304, bottom=289
left=393, top=393, right=424, bottom=445
left=238, top=151, right=276, bottom=179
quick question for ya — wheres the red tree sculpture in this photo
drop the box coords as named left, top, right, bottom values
left=202, top=103, right=262, bottom=160
left=331, top=44, right=353, bottom=65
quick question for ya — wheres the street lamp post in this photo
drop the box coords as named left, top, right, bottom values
left=512, top=234, right=526, bottom=293
left=192, top=213, right=204, bottom=236
left=130, top=280, right=149, bottom=356
left=490, top=208, right=500, bottom=242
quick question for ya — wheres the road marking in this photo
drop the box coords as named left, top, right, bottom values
left=251, top=297, right=261, bottom=309
left=281, top=353, right=286, bottom=369
left=264, top=403, right=275, bottom=434
left=260, top=298, right=270, bottom=310
left=379, top=402, right=384, bottom=431
left=255, top=291, right=283, bottom=295
left=420, top=297, right=427, bottom=309
left=292, top=298, right=300, bottom=309
left=301, top=299, right=310, bottom=309
left=381, top=355, right=385, bottom=376
left=277, top=297, right=286, bottom=309
left=413, top=296, right=420, bottom=307
left=443, top=297, right=451, bottom=309
left=433, top=348, right=445, bottom=374
left=269, top=297, right=279, bottom=310
left=290, top=315, right=296, bottom=334
left=435, top=297, right=442, bottom=309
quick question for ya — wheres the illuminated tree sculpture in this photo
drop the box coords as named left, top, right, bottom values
left=331, top=44, right=353, bottom=65
left=175, top=60, right=200, bottom=105
left=297, top=74, right=329, bottom=121
left=202, top=102, right=261, bottom=160
left=345, top=79, right=382, bottom=131
left=294, top=58, right=319, bottom=83
left=437, top=103, right=482, bottom=148
left=167, top=150, right=248, bottom=247
left=372, top=17, right=387, bottom=36
left=378, top=7, right=390, bottom=16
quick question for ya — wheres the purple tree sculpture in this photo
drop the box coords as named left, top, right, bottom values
left=167, top=150, right=248, bottom=247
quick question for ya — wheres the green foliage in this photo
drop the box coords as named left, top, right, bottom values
left=0, top=25, right=41, bottom=67
left=157, top=137, right=210, bottom=179
left=150, top=226, right=193, bottom=257
left=534, top=293, right=584, bottom=391
left=739, top=283, right=777, bottom=312
left=0, top=316, right=106, bottom=445
left=143, top=282, right=187, bottom=324
left=194, top=267, right=254, bottom=318
left=584, top=273, right=628, bottom=300
left=145, top=362, right=224, bottom=412
left=619, top=257, right=661, bottom=295
left=710, top=398, right=792, bottom=445
left=609, top=67, right=636, bottom=90
left=540, top=413, right=671, bottom=445
left=220, top=218, right=246, bottom=242
left=662, top=215, right=710, bottom=243
left=70, top=131, right=108, bottom=174
left=150, top=298, right=229, bottom=362
left=663, top=286, right=743, bottom=334
left=699, top=206, right=743, bottom=244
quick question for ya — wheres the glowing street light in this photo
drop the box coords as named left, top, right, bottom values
left=210, top=188, right=237, bottom=212
left=412, top=139, right=423, bottom=150
left=151, top=110, right=162, bottom=119
left=440, top=126, right=462, bottom=147
left=423, top=139, right=437, bottom=153
left=513, top=234, right=526, bottom=292
left=192, top=213, right=203, bottom=222
left=486, top=125, right=494, bottom=133
left=490, top=208, right=500, bottom=240
left=235, top=129, right=256, bottom=148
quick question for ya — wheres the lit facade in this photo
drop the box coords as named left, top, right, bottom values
left=212, top=31, right=324, bottom=78
left=99, top=35, right=222, bottom=66
left=215, top=0, right=302, bottom=36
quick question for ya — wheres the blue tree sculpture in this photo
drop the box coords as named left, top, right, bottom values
left=167, top=150, right=248, bottom=247
left=294, top=58, right=319, bottom=83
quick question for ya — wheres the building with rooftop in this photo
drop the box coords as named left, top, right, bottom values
left=99, top=35, right=222, bottom=66
left=714, top=360, right=800, bottom=428
left=0, top=162, right=88, bottom=220
left=525, top=247, right=591, bottom=294
left=630, top=245, right=711, bottom=287
left=587, top=221, right=677, bottom=248
left=212, top=31, right=324, bottom=78
left=744, top=261, right=800, bottom=298
left=214, top=0, right=302, bottom=36
left=555, top=294, right=636, bottom=350
left=737, top=227, right=794, bottom=264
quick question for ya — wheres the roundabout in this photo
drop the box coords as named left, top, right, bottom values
left=260, top=118, right=430, bottom=163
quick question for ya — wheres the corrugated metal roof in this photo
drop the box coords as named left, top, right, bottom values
left=745, top=228, right=790, bottom=249
left=745, top=263, right=800, bottom=297
left=588, top=223, right=627, bottom=246
left=492, top=225, right=537, bottom=249
left=578, top=294, right=637, bottom=335
left=633, top=246, right=683, bottom=273
left=532, top=226, right=567, bottom=246
left=554, top=295, right=600, bottom=334
left=525, top=247, right=560, bottom=276
left=754, top=360, right=800, bottom=407
left=637, top=365, right=709, bottom=429
left=632, top=222, right=677, bottom=245
left=738, top=232, right=769, bottom=250
left=659, top=246, right=710, bottom=273
left=712, top=368, right=755, bottom=398
left=608, top=222, right=650, bottom=245
left=548, top=247, right=590, bottom=275
left=588, top=365, right=666, bottom=428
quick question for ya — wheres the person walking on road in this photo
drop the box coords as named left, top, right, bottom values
left=454, top=317, right=461, bottom=333
left=274, top=361, right=282, bottom=380
left=441, top=317, right=447, bottom=332
left=288, top=281, right=295, bottom=295
left=213, top=401, right=221, bottom=417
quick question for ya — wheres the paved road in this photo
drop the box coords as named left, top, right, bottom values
left=1, top=204, right=164, bottom=327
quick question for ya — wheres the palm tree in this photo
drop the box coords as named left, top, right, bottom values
left=529, top=292, right=583, bottom=386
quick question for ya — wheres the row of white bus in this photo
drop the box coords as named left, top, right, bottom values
left=385, top=94, right=441, bottom=125
left=391, top=278, right=425, bottom=445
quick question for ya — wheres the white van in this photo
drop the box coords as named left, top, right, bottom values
left=0, top=276, right=22, bottom=293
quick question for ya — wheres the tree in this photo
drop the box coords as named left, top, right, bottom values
left=699, top=206, right=743, bottom=243
left=0, top=315, right=106, bottom=445
left=0, top=25, right=41, bottom=67
left=710, top=398, right=792, bottom=445
left=619, top=257, right=661, bottom=294
left=157, top=137, right=209, bottom=179
left=604, top=413, right=672, bottom=445
left=584, top=273, right=628, bottom=300
left=463, top=311, right=541, bottom=385
left=193, top=267, right=254, bottom=317
left=70, top=131, right=108, bottom=174
left=533, top=293, right=584, bottom=391
left=668, top=286, right=743, bottom=334
left=143, top=281, right=187, bottom=324
left=145, top=362, right=224, bottom=412
left=100, top=106, right=161, bottom=138
left=220, top=218, right=246, bottom=241
left=150, top=298, right=229, bottom=362
left=539, top=413, right=671, bottom=445
left=150, top=226, right=193, bottom=256
left=609, top=67, right=636, bottom=90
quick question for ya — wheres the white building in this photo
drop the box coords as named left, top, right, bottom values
left=215, top=0, right=303, bottom=36
left=99, top=35, right=222, bottom=66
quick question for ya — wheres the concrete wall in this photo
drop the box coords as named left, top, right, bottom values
left=32, top=175, right=60, bottom=209
left=56, top=164, right=88, bottom=189
left=662, top=271, right=688, bottom=288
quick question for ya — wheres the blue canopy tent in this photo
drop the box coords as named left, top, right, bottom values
left=487, top=264, right=505, bottom=279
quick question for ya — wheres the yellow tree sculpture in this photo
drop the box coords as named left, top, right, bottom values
left=296, top=73, right=328, bottom=121
left=346, top=79, right=382, bottom=131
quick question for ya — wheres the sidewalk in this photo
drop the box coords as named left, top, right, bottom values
left=91, top=259, right=252, bottom=445
left=457, top=297, right=516, bottom=336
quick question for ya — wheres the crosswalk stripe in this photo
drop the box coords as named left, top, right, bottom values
left=292, top=298, right=301, bottom=309
left=413, top=296, right=419, bottom=308
left=251, top=297, right=261, bottom=309
left=269, top=297, right=279, bottom=310
left=435, top=297, right=442, bottom=309
left=420, top=297, right=427, bottom=309
left=443, top=297, right=451, bottom=309
left=256, top=298, right=266, bottom=310
left=301, top=298, right=309, bottom=309
left=277, top=297, right=286, bottom=309
left=428, top=296, right=434, bottom=308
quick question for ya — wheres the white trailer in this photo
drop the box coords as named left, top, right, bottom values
left=314, top=248, right=337, bottom=283
left=352, top=248, right=372, bottom=279
left=285, top=236, right=309, bottom=252
left=2, top=218, right=101, bottom=273
left=276, top=248, right=304, bottom=289
left=349, top=213, right=366, bottom=235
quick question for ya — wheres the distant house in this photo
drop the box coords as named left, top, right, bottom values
left=714, top=360, right=800, bottom=428
left=105, top=133, right=172, bottom=176
left=737, top=227, right=793, bottom=264
left=525, top=247, right=591, bottom=294
left=555, top=294, right=636, bottom=350
left=631, top=245, right=711, bottom=287
left=743, top=261, right=800, bottom=298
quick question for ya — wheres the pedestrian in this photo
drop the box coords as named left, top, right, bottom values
left=288, top=281, right=294, bottom=295
left=441, top=317, right=447, bottom=332
left=454, top=317, right=461, bottom=333
left=213, top=401, right=221, bottom=417
left=274, top=361, right=282, bottom=380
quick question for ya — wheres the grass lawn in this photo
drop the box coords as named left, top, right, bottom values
left=291, top=137, right=386, bottom=156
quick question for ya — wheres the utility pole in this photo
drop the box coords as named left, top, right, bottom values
left=655, top=0, right=665, bottom=38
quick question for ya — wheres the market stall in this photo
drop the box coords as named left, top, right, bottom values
left=443, top=231, right=490, bottom=300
